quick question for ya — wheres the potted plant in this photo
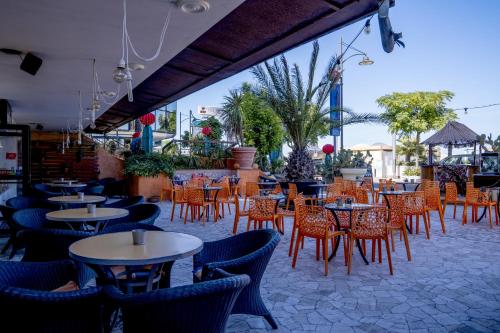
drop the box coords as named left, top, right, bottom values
left=333, top=149, right=372, bottom=180
left=124, top=153, right=174, bottom=199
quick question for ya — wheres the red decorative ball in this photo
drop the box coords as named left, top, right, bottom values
left=322, top=144, right=334, bottom=154
left=201, top=127, right=212, bottom=136
left=132, top=132, right=141, bottom=139
left=139, top=113, right=156, bottom=126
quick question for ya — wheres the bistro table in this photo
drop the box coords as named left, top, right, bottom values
left=308, top=183, right=328, bottom=199
left=50, top=179, right=79, bottom=184
left=69, top=231, right=203, bottom=291
left=395, top=181, right=421, bottom=191
left=46, top=207, right=128, bottom=230
left=325, top=203, right=374, bottom=264
left=257, top=182, right=278, bottom=195
left=202, top=186, right=222, bottom=221
left=47, top=182, right=87, bottom=195
left=379, top=191, right=412, bottom=233
left=48, top=195, right=106, bottom=205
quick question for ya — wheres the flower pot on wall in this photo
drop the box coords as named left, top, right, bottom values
left=339, top=168, right=367, bottom=181
left=231, top=147, right=257, bottom=170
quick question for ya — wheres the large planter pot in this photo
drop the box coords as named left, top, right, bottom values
left=231, top=147, right=257, bottom=170
left=129, top=174, right=166, bottom=199
left=339, top=168, right=367, bottom=181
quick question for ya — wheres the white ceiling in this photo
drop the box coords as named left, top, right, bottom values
left=0, top=0, right=245, bottom=130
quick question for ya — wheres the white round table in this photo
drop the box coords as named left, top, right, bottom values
left=69, top=231, right=203, bottom=290
left=46, top=207, right=128, bottom=230
left=48, top=183, right=87, bottom=188
left=48, top=195, right=106, bottom=204
left=50, top=179, right=78, bottom=184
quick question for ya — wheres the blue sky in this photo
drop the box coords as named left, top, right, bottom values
left=177, top=0, right=500, bottom=152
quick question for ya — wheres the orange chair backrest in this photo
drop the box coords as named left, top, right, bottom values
left=245, top=182, right=259, bottom=196
left=405, top=191, right=425, bottom=214
left=355, top=188, right=369, bottom=204
left=186, top=187, right=205, bottom=205
left=327, top=183, right=343, bottom=197
left=288, top=183, right=298, bottom=200
left=424, top=186, right=441, bottom=209
left=445, top=182, right=458, bottom=201
left=249, top=197, right=276, bottom=219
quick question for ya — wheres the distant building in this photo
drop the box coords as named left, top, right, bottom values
left=350, top=143, right=393, bottom=179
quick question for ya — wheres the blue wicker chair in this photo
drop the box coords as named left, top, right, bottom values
left=0, top=260, right=105, bottom=333
left=17, top=228, right=95, bottom=286
left=0, top=205, right=17, bottom=257
left=83, top=185, right=105, bottom=195
left=106, top=204, right=161, bottom=227
left=6, top=195, right=49, bottom=209
left=193, top=229, right=280, bottom=329
left=33, top=183, right=63, bottom=198
left=12, top=208, right=52, bottom=229
left=105, top=269, right=250, bottom=333
left=102, top=196, right=144, bottom=208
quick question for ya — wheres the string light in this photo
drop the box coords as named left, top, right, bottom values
left=450, top=102, right=500, bottom=114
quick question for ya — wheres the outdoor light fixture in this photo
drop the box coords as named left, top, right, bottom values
left=112, top=60, right=131, bottom=84
left=358, top=56, right=374, bottom=66
left=176, top=0, right=210, bottom=13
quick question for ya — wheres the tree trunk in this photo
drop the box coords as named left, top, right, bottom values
left=415, top=132, right=421, bottom=166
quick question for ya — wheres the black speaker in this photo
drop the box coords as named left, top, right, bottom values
left=20, top=52, right=42, bottom=75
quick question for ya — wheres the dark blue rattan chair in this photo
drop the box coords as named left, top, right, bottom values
left=0, top=260, right=105, bottom=333
left=33, top=183, right=63, bottom=198
left=102, top=196, right=144, bottom=208
left=101, top=223, right=163, bottom=234
left=6, top=195, right=49, bottom=209
left=12, top=208, right=52, bottom=229
left=17, top=228, right=95, bottom=286
left=82, top=185, right=105, bottom=195
left=106, top=204, right=161, bottom=227
left=0, top=205, right=16, bottom=258
left=105, top=270, right=250, bottom=333
left=193, top=229, right=280, bottom=329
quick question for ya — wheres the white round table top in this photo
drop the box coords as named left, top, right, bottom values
left=48, top=195, right=107, bottom=204
left=50, top=180, right=78, bottom=184
left=47, top=183, right=87, bottom=188
left=69, top=231, right=204, bottom=266
left=46, top=207, right=128, bottom=222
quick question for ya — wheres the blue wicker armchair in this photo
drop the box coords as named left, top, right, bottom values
left=83, top=185, right=105, bottom=195
left=17, top=228, right=95, bottom=286
left=0, top=205, right=17, bottom=258
left=6, top=195, right=50, bottom=209
left=106, top=203, right=160, bottom=227
left=102, top=196, right=144, bottom=208
left=33, top=183, right=63, bottom=198
left=0, top=260, right=105, bottom=333
left=193, top=229, right=280, bottom=329
left=105, top=270, right=250, bottom=333
left=12, top=208, right=52, bottom=229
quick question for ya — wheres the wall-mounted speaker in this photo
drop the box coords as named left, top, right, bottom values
left=20, top=52, right=42, bottom=75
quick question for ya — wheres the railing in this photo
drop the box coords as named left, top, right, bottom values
left=162, top=139, right=237, bottom=156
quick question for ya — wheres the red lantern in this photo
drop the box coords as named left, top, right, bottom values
left=201, top=127, right=212, bottom=136
left=322, top=144, right=334, bottom=155
left=132, top=132, right=141, bottom=139
left=139, top=113, right=156, bottom=126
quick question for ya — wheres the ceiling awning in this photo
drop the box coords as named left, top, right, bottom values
left=88, top=0, right=379, bottom=133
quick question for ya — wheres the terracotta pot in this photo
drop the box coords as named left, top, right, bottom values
left=129, top=174, right=166, bottom=199
left=339, top=168, right=367, bottom=181
left=231, top=147, right=257, bottom=170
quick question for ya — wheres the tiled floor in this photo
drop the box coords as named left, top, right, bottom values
left=2, top=201, right=500, bottom=333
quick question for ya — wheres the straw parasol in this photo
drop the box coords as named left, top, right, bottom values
left=421, top=121, right=479, bottom=164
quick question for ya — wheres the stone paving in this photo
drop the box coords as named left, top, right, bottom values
left=2, top=201, right=500, bottom=332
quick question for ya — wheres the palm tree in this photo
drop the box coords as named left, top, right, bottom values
left=251, top=40, right=381, bottom=180
left=220, top=89, right=244, bottom=146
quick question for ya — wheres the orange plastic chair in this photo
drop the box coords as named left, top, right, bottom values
left=160, top=177, right=173, bottom=201
left=291, top=200, right=345, bottom=276
left=424, top=187, right=446, bottom=234
left=405, top=191, right=429, bottom=239
left=355, top=188, right=369, bottom=204
left=462, top=186, right=480, bottom=225
left=232, top=192, right=249, bottom=234
left=285, top=183, right=298, bottom=210
left=473, top=190, right=499, bottom=228
left=243, top=182, right=259, bottom=210
left=385, top=193, right=412, bottom=261
left=443, top=182, right=464, bottom=219
left=348, top=206, right=393, bottom=275
left=326, top=183, right=343, bottom=198
left=170, top=185, right=187, bottom=222
left=246, top=197, right=281, bottom=232
left=184, top=187, right=212, bottom=224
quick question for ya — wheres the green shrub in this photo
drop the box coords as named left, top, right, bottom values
left=125, top=153, right=174, bottom=178
left=403, top=166, right=421, bottom=177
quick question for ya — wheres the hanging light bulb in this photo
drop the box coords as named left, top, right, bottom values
left=113, top=59, right=128, bottom=83
left=127, top=80, right=133, bottom=102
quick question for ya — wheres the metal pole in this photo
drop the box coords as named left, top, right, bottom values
left=179, top=111, right=182, bottom=139
left=340, top=37, right=344, bottom=151
left=189, top=110, right=192, bottom=136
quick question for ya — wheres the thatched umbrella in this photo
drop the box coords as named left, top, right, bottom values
left=421, top=121, right=479, bottom=164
